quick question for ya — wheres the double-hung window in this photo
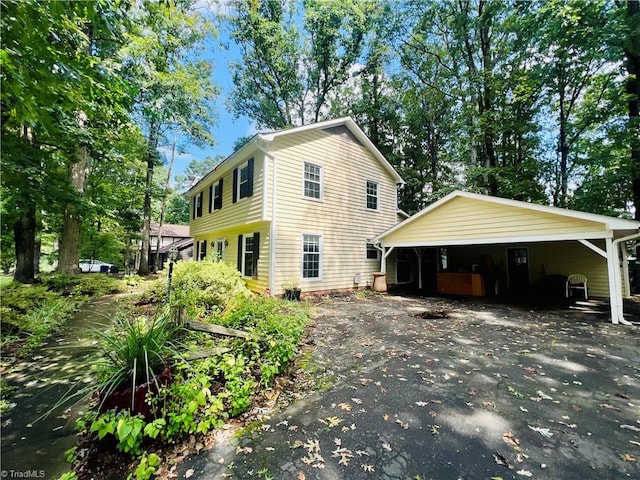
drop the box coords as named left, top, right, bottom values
left=303, top=162, right=322, bottom=200
left=243, top=235, right=254, bottom=277
left=193, top=191, right=203, bottom=219
left=366, top=180, right=379, bottom=210
left=209, top=179, right=223, bottom=213
left=238, top=232, right=260, bottom=278
left=302, top=234, right=321, bottom=279
left=233, top=158, right=254, bottom=203
left=366, top=243, right=379, bottom=260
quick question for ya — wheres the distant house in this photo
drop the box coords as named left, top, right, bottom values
left=185, top=117, right=405, bottom=296
left=136, top=223, right=193, bottom=270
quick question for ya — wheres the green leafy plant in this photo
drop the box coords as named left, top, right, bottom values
left=129, top=452, right=161, bottom=480
left=90, top=410, right=146, bottom=455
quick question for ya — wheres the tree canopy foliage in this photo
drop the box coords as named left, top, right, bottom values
left=227, top=0, right=640, bottom=218
left=2, top=0, right=639, bottom=282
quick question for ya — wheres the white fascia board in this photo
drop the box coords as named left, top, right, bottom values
left=452, top=191, right=640, bottom=230
left=379, top=231, right=610, bottom=248
left=184, top=138, right=259, bottom=198
left=375, top=190, right=639, bottom=242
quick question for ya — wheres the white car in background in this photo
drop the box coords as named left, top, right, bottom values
left=78, top=259, right=113, bottom=273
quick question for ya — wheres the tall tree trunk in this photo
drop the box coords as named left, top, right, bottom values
left=58, top=112, right=89, bottom=273
left=154, top=130, right=178, bottom=270
left=13, top=125, right=36, bottom=283
left=13, top=204, right=36, bottom=284
left=479, top=0, right=498, bottom=197
left=138, top=125, right=158, bottom=276
left=625, top=0, right=640, bottom=221
left=557, top=59, right=569, bottom=209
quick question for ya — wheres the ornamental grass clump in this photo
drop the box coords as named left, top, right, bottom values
left=94, top=308, right=183, bottom=413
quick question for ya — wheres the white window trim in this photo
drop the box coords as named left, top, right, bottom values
left=301, top=233, right=323, bottom=281
left=302, top=161, right=323, bottom=202
left=366, top=180, right=379, bottom=211
left=213, top=181, right=222, bottom=211
left=366, top=242, right=380, bottom=261
left=241, top=233, right=254, bottom=277
left=237, top=161, right=250, bottom=201
left=214, top=238, right=225, bottom=261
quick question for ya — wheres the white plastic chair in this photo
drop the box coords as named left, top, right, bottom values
left=566, top=274, right=588, bottom=299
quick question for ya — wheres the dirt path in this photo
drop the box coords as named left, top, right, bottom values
left=174, top=294, right=640, bottom=480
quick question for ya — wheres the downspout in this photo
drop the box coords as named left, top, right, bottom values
left=255, top=138, right=277, bottom=297
left=610, top=232, right=640, bottom=325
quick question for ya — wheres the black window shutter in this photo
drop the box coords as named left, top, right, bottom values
left=208, top=184, right=213, bottom=213
left=247, top=158, right=254, bottom=197
left=237, top=234, right=243, bottom=272
left=195, top=240, right=199, bottom=260
left=252, top=232, right=260, bottom=277
left=192, top=197, right=196, bottom=220
left=232, top=168, right=238, bottom=203
left=198, top=192, right=203, bottom=217
left=216, top=178, right=223, bottom=210
left=201, top=240, right=207, bottom=259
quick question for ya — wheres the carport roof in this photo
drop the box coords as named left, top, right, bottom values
left=374, top=190, right=639, bottom=247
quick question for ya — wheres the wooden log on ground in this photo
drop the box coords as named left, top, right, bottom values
left=184, top=347, right=231, bottom=360
left=186, top=320, right=255, bottom=339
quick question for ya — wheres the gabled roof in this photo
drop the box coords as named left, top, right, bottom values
left=185, top=117, right=404, bottom=196
left=150, top=223, right=191, bottom=238
left=375, top=190, right=639, bottom=242
left=158, top=236, right=193, bottom=253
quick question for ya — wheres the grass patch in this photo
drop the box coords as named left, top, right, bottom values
left=0, top=274, right=13, bottom=289
left=0, top=274, right=132, bottom=355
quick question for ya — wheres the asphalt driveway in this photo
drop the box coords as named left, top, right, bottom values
left=174, top=293, right=640, bottom=480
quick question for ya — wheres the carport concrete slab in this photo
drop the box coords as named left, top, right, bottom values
left=176, top=294, right=640, bottom=480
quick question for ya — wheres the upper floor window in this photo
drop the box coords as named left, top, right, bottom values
left=303, top=162, right=322, bottom=200
left=366, top=180, right=378, bottom=210
left=233, top=158, right=254, bottom=203
left=209, top=179, right=223, bottom=213
left=302, top=234, right=321, bottom=279
left=193, top=191, right=203, bottom=219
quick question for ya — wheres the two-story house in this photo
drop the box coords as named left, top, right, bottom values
left=185, top=117, right=405, bottom=296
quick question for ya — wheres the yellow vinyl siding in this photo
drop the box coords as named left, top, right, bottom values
left=271, top=128, right=398, bottom=294
left=192, top=222, right=270, bottom=293
left=190, top=153, right=265, bottom=237
left=529, top=241, right=608, bottom=297
left=384, top=196, right=605, bottom=244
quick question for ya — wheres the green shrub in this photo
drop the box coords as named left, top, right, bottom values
left=41, top=273, right=127, bottom=296
left=136, top=277, right=167, bottom=305
left=170, top=260, right=250, bottom=320
left=221, top=296, right=308, bottom=385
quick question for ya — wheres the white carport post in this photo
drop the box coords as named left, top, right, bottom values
left=413, top=248, right=424, bottom=290
left=606, top=237, right=623, bottom=325
left=379, top=246, right=394, bottom=274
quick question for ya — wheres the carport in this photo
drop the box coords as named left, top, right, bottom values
left=373, top=191, right=640, bottom=325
